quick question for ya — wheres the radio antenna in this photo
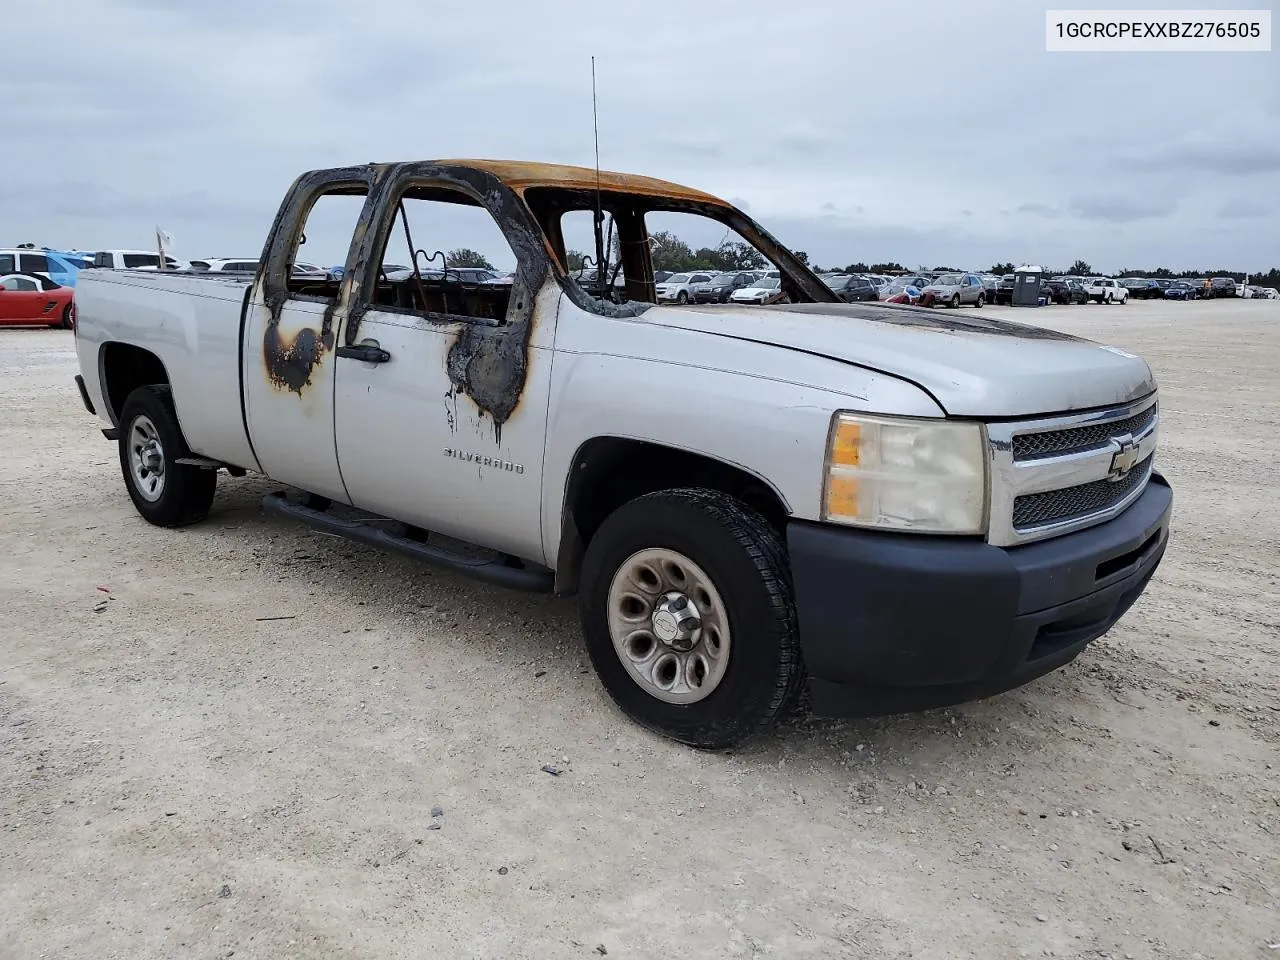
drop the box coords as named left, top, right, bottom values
left=591, top=56, right=606, bottom=291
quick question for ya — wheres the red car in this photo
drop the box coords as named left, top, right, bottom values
left=0, top=273, right=75, bottom=328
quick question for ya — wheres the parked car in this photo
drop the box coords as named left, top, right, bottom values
left=992, top=274, right=1016, bottom=305
left=655, top=271, right=714, bottom=304
left=1121, top=278, right=1163, bottom=300
left=922, top=272, right=986, bottom=308
left=1164, top=280, right=1199, bottom=301
left=70, top=157, right=1172, bottom=750
left=654, top=270, right=673, bottom=284
left=1042, top=279, right=1088, bottom=305
left=0, top=273, right=75, bottom=328
left=878, top=279, right=924, bottom=304
left=195, top=258, right=261, bottom=272
left=823, top=274, right=877, bottom=302
left=1082, top=278, right=1129, bottom=304
left=692, top=271, right=757, bottom=303
left=91, top=250, right=190, bottom=271
left=728, top=275, right=786, bottom=304
left=0, top=248, right=91, bottom=288
left=1209, top=277, right=1237, bottom=298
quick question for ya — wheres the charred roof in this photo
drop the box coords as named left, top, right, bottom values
left=432, top=159, right=731, bottom=206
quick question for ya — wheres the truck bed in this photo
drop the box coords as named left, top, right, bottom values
left=73, top=269, right=260, bottom=471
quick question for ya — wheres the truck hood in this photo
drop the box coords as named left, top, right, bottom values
left=637, top=301, right=1155, bottom=417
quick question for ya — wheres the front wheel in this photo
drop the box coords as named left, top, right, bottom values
left=579, top=488, right=804, bottom=749
left=676, top=291, right=689, bottom=304
left=118, top=385, right=217, bottom=526
left=950, top=294, right=960, bottom=309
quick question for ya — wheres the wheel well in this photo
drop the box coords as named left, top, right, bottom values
left=554, top=437, right=790, bottom=596
left=101, top=343, right=169, bottom=424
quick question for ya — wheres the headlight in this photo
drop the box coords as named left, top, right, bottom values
left=823, top=413, right=988, bottom=534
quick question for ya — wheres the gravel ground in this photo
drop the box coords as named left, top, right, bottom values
left=1, top=299, right=1277, bottom=960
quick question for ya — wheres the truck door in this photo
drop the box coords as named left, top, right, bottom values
left=241, top=170, right=378, bottom=503
left=331, top=172, right=557, bottom=564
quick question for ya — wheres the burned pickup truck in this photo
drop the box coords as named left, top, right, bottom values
left=71, top=159, right=1172, bottom=748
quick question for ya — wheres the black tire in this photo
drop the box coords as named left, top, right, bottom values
left=676, top=291, right=689, bottom=304
left=61, top=303, right=75, bottom=330
left=118, top=385, right=217, bottom=527
left=950, top=294, right=960, bottom=309
left=578, top=488, right=804, bottom=749
left=975, top=293, right=985, bottom=308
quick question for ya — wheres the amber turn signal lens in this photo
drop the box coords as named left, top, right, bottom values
left=831, top=420, right=861, bottom=466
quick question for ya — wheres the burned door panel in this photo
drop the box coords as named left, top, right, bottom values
left=240, top=170, right=378, bottom=503
left=332, top=279, right=561, bottom=564
left=332, top=168, right=561, bottom=563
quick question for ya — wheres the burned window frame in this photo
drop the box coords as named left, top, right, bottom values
left=349, top=178, right=525, bottom=331
left=519, top=187, right=839, bottom=317
left=260, top=167, right=379, bottom=314
left=335, top=163, right=550, bottom=350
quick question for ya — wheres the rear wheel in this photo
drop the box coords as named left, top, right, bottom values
left=61, top=303, right=75, bottom=330
left=975, top=293, right=985, bottom=308
left=118, top=385, right=217, bottom=527
left=579, top=488, right=804, bottom=749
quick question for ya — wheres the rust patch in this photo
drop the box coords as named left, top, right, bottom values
left=264, top=323, right=334, bottom=393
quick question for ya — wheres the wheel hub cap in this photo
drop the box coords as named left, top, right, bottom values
left=127, top=414, right=166, bottom=502
left=606, top=548, right=731, bottom=704
left=652, top=592, right=701, bottom=652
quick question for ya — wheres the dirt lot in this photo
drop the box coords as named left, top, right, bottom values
left=1, top=299, right=1277, bottom=960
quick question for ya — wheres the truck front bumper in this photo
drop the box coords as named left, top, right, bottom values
left=787, top=472, right=1172, bottom=717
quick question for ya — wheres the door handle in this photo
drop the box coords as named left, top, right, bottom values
left=337, top=342, right=391, bottom=364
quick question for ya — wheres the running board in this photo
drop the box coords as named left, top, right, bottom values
left=175, top=456, right=247, bottom=476
left=261, top=491, right=554, bottom=593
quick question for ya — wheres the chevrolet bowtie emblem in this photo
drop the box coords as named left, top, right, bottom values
left=1107, top=433, right=1141, bottom=481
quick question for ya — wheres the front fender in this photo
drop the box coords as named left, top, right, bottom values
left=538, top=338, right=944, bottom=566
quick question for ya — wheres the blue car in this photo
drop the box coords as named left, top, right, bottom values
left=1164, top=281, right=1199, bottom=301
left=0, top=248, right=93, bottom=287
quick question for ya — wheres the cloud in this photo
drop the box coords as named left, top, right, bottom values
left=1068, top=195, right=1172, bottom=223
left=0, top=0, right=1274, bottom=271
left=1125, top=141, right=1280, bottom=176
left=1016, top=203, right=1062, bottom=219
left=1217, top=198, right=1270, bottom=220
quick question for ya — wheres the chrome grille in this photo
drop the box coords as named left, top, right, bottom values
left=1012, top=403, right=1157, bottom=461
left=985, top=393, right=1159, bottom=547
left=1012, top=459, right=1151, bottom=529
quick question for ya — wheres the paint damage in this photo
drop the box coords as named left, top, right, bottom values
left=264, top=324, right=334, bottom=393
left=252, top=158, right=834, bottom=426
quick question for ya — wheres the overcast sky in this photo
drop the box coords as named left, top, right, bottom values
left=4, top=0, right=1277, bottom=272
